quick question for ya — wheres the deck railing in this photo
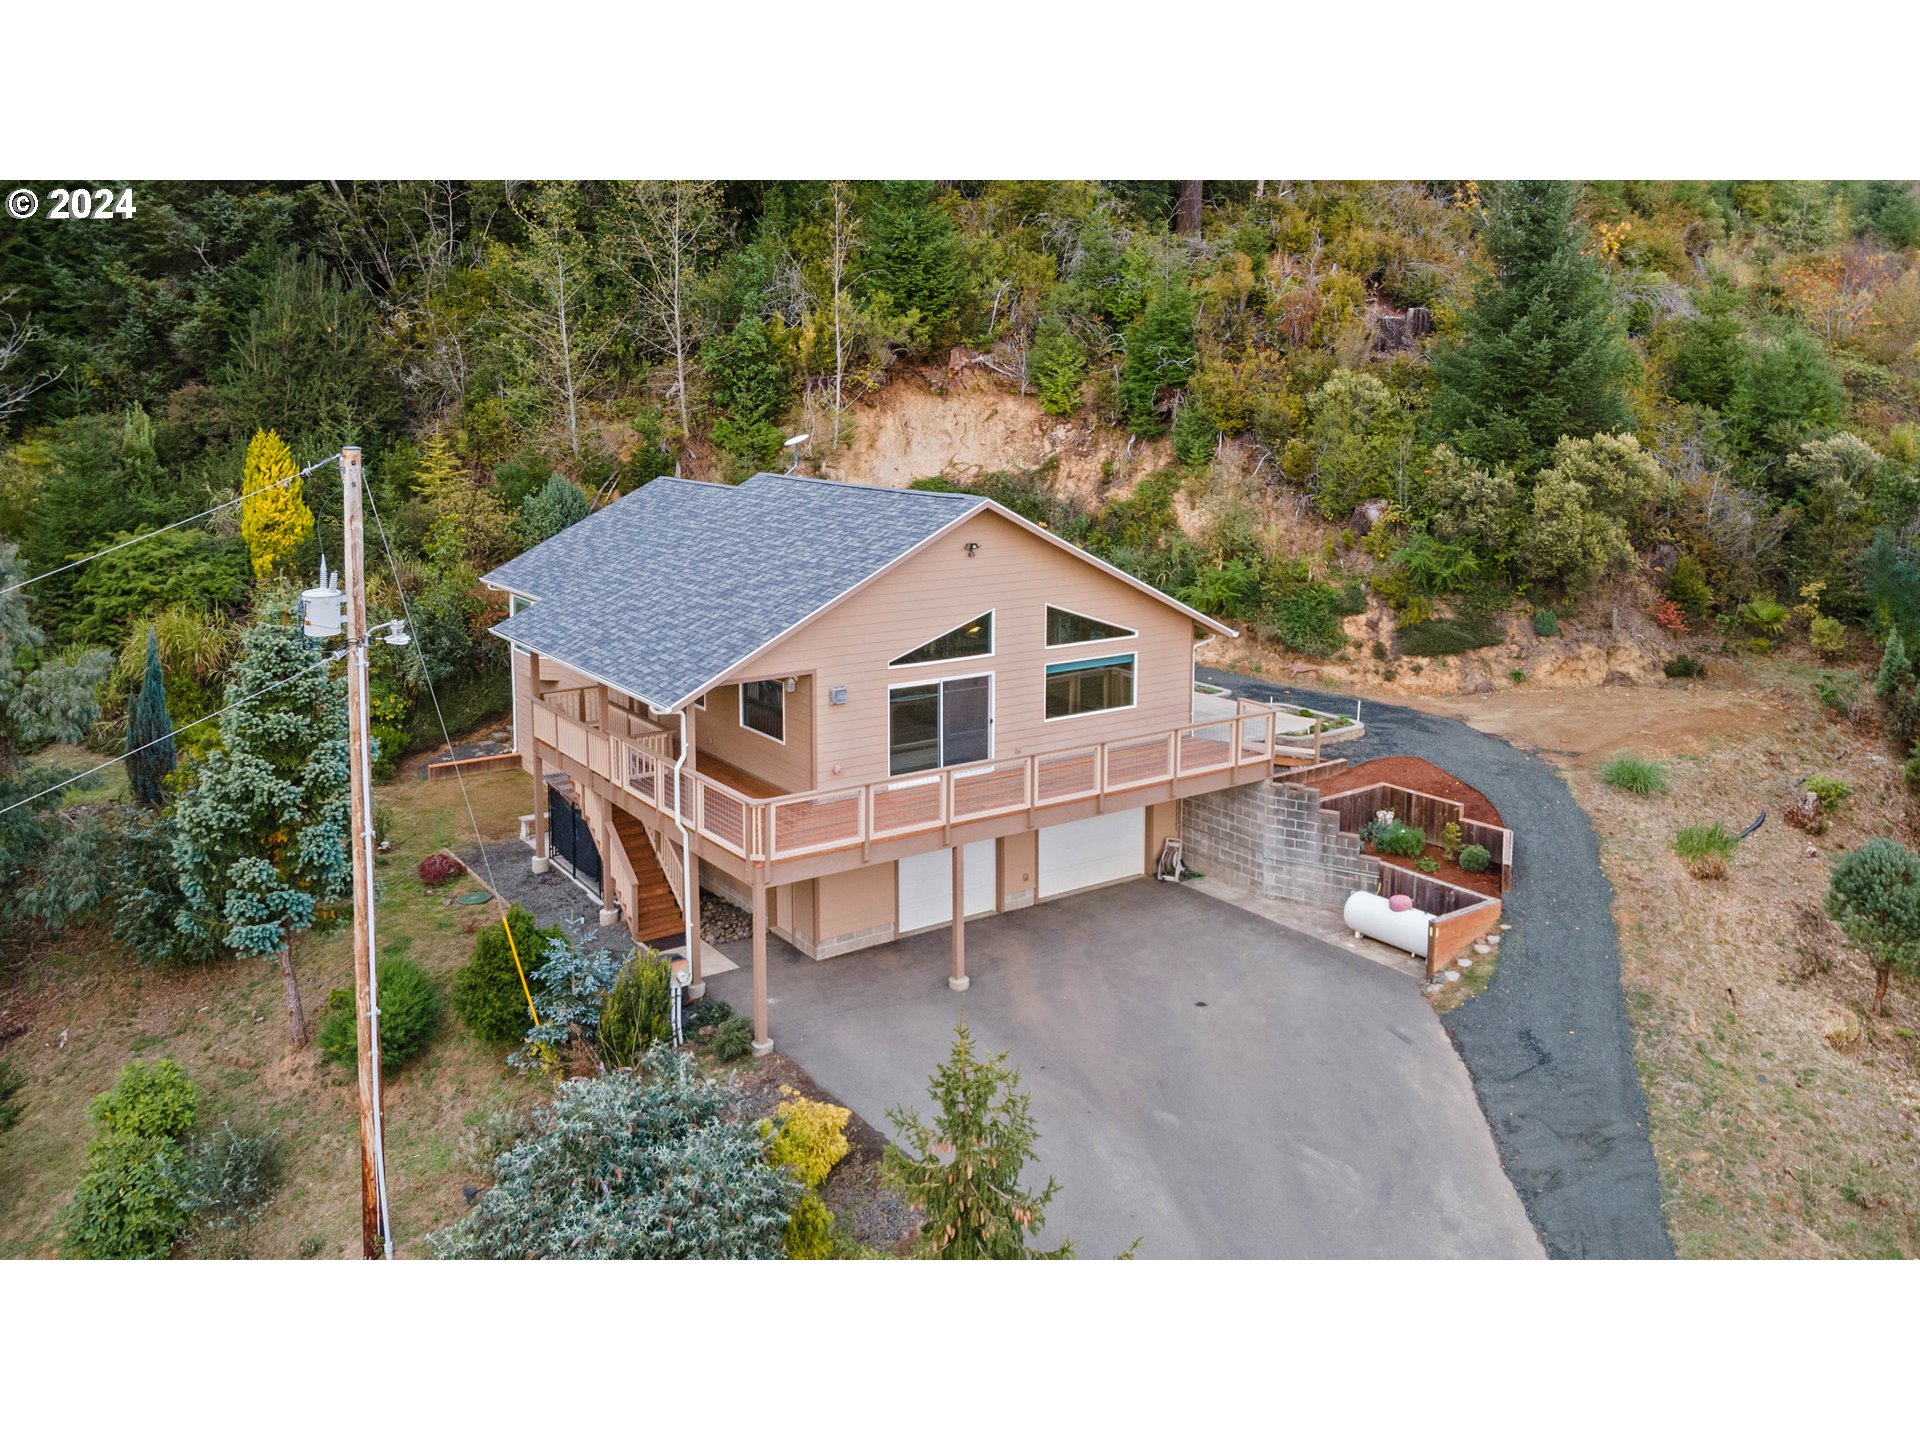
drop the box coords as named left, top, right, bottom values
left=534, top=691, right=1280, bottom=866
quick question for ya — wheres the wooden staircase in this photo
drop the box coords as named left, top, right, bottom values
left=608, top=807, right=686, bottom=948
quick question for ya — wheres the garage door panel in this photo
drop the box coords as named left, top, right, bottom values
left=898, top=840, right=996, bottom=932
left=1038, top=809, right=1146, bottom=899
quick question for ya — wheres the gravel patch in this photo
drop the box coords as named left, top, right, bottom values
left=453, top=844, right=633, bottom=955
left=1199, top=665, right=1674, bottom=1260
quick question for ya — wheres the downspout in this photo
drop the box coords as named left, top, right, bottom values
left=671, top=705, right=702, bottom=997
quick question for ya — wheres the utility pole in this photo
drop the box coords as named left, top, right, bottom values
left=342, top=446, right=389, bottom=1259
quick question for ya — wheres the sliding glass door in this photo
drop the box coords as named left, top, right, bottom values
left=889, top=673, right=992, bottom=776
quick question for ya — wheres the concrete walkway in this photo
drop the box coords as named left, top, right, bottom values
left=1197, top=666, right=1674, bottom=1260
left=708, top=880, right=1541, bottom=1260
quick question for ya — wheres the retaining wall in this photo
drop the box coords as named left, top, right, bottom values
left=1180, top=780, right=1381, bottom=908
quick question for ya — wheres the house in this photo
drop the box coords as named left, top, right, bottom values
left=483, top=472, right=1296, bottom=1056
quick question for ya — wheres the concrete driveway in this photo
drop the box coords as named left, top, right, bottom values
left=707, top=879, right=1542, bottom=1259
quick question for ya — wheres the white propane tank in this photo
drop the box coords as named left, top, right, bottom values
left=1344, top=891, right=1431, bottom=959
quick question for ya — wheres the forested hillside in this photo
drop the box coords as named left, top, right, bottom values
left=3, top=179, right=1920, bottom=939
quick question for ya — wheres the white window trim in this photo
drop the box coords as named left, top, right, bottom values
left=886, top=670, right=996, bottom=776
left=1041, top=650, right=1139, bottom=723
left=888, top=608, right=997, bottom=670
left=739, top=678, right=788, bottom=745
left=1043, top=603, right=1137, bottom=649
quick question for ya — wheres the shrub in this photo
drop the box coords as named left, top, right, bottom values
left=713, top=1016, right=755, bottom=1062
left=318, top=957, right=440, bottom=1074
left=1439, top=821, right=1463, bottom=860
left=512, top=937, right=625, bottom=1072
left=1665, top=553, right=1715, bottom=619
left=1742, top=599, right=1790, bottom=637
left=784, top=1191, right=836, bottom=1260
left=1805, top=775, right=1853, bottom=813
left=1650, top=598, right=1690, bottom=633
left=1602, top=754, right=1668, bottom=796
left=600, top=951, right=673, bottom=1067
left=452, top=905, right=558, bottom=1044
left=62, top=1130, right=191, bottom=1259
left=1665, top=654, right=1708, bottom=679
left=417, top=852, right=465, bottom=888
left=87, top=1058, right=198, bottom=1142
left=62, top=1059, right=201, bottom=1258
left=1459, top=844, right=1492, bottom=874
left=1375, top=823, right=1427, bottom=858
left=1815, top=672, right=1856, bottom=719
left=428, top=1051, right=797, bottom=1259
left=1260, top=583, right=1347, bottom=657
left=1416, top=856, right=1441, bottom=874
left=1531, top=608, right=1559, bottom=637
left=687, top=998, right=732, bottom=1032
left=0, top=1059, right=23, bottom=1133
left=178, top=1122, right=279, bottom=1247
left=1809, top=615, right=1846, bottom=657
left=1674, top=823, right=1737, bottom=879
left=765, top=1089, right=851, bottom=1188
left=1396, top=609, right=1505, bottom=657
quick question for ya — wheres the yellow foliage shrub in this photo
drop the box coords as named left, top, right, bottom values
left=765, top=1087, right=849, bottom=1188
left=240, top=429, right=314, bottom=578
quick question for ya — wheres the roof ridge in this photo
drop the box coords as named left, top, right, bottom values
left=744, top=471, right=983, bottom=502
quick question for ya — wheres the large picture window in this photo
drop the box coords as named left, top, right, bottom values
left=892, top=612, right=993, bottom=667
left=1044, top=653, right=1135, bottom=720
left=740, top=679, right=785, bottom=742
left=1045, top=606, right=1134, bottom=647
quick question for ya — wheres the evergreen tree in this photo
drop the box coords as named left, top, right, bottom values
left=239, top=429, right=314, bottom=579
left=125, top=627, right=176, bottom=808
left=1826, top=838, right=1920, bottom=1014
left=701, top=315, right=790, bottom=469
left=171, top=609, right=349, bottom=1048
left=517, top=473, right=592, bottom=546
left=1670, top=279, right=1746, bottom=410
left=1430, top=180, right=1635, bottom=473
left=1725, top=329, right=1846, bottom=479
left=1120, top=280, right=1197, bottom=437
left=1877, top=626, right=1912, bottom=702
left=857, top=181, right=964, bottom=352
left=884, top=1021, right=1074, bottom=1259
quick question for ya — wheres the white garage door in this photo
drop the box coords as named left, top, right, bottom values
left=1038, top=808, right=1147, bottom=899
left=898, top=840, right=998, bottom=933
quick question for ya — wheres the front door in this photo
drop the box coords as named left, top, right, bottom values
left=547, top=789, right=602, bottom=886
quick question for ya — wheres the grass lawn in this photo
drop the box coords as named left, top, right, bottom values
left=0, top=760, right=554, bottom=1259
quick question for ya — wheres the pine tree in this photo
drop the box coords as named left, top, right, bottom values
left=1120, top=280, right=1197, bottom=437
left=171, top=610, right=349, bottom=1048
left=239, top=429, right=314, bottom=579
left=125, top=627, right=175, bottom=808
left=1670, top=278, right=1746, bottom=410
left=884, top=1020, right=1074, bottom=1259
left=1431, top=180, right=1635, bottom=473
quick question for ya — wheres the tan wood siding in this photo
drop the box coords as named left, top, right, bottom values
left=694, top=678, right=815, bottom=794
left=718, top=509, right=1198, bottom=790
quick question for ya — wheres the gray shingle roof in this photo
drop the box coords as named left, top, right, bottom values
left=484, top=473, right=985, bottom=711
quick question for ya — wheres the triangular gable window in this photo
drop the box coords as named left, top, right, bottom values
left=891, top=612, right=993, bottom=667
left=1046, top=606, right=1135, bottom=647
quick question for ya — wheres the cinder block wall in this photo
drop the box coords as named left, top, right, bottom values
left=1180, top=780, right=1381, bottom=907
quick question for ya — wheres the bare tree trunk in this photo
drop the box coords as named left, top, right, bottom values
left=1176, top=181, right=1204, bottom=235
left=278, top=941, right=308, bottom=1049
left=555, top=248, right=580, bottom=461
left=829, top=183, right=853, bottom=453
left=1255, top=179, right=1265, bottom=200
left=668, top=203, right=690, bottom=473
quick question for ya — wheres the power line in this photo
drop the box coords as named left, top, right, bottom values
left=0, top=453, right=342, bottom=598
left=0, top=652, right=337, bottom=819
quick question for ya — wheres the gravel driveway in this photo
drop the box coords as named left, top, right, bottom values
left=1199, top=665, right=1675, bottom=1260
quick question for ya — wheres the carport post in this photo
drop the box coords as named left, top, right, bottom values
left=750, top=875, right=773, bottom=1056
left=530, top=767, right=550, bottom=875
left=949, top=844, right=970, bottom=992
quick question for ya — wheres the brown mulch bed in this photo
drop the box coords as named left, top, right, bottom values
left=1324, top=754, right=1504, bottom=898
left=1325, top=755, right=1505, bottom=827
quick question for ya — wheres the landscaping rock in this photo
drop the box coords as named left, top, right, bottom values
left=1473, top=942, right=1493, bottom=955
left=1460, top=958, right=1474, bottom=970
left=1444, top=970, right=1461, bottom=983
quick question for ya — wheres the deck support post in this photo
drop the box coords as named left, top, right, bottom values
left=595, top=799, right=618, bottom=928
left=949, top=844, right=970, bottom=992
left=530, top=765, right=551, bottom=875
left=750, top=874, right=772, bottom=1056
